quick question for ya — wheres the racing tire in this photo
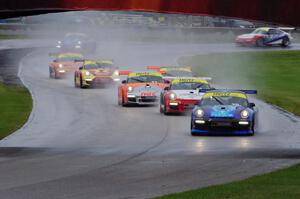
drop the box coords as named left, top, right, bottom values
left=190, top=121, right=196, bottom=136
left=121, top=96, right=127, bottom=107
left=159, top=104, right=164, bottom=113
left=79, top=75, right=84, bottom=88
left=159, top=95, right=164, bottom=113
left=118, top=92, right=122, bottom=106
left=163, top=102, right=168, bottom=115
left=256, top=38, right=264, bottom=47
left=281, top=37, right=290, bottom=47
left=74, top=75, right=78, bottom=88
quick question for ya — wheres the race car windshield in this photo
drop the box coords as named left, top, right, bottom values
left=57, top=55, right=83, bottom=62
left=127, top=75, right=164, bottom=83
left=252, top=29, right=268, bottom=34
left=64, top=34, right=87, bottom=42
left=165, top=71, right=194, bottom=77
left=85, top=63, right=113, bottom=70
left=171, top=82, right=210, bottom=90
left=200, top=96, right=248, bottom=107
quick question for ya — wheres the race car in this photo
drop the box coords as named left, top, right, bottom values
left=160, top=78, right=212, bottom=114
left=236, top=27, right=292, bottom=47
left=49, top=53, right=84, bottom=79
left=74, top=60, right=119, bottom=88
left=118, top=71, right=169, bottom=106
left=56, top=33, right=97, bottom=54
left=191, top=90, right=257, bottom=136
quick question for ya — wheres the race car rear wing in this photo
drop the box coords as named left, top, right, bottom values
left=164, top=76, right=213, bottom=82
left=198, top=89, right=257, bottom=94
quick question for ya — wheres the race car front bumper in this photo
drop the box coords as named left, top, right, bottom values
left=191, top=118, right=253, bottom=135
left=126, top=94, right=158, bottom=105
left=166, top=99, right=198, bottom=113
left=84, top=77, right=115, bottom=87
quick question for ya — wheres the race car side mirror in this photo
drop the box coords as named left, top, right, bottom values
left=164, top=80, right=170, bottom=84
left=122, top=80, right=127, bottom=84
left=164, top=87, right=170, bottom=91
left=79, top=66, right=83, bottom=70
left=249, top=102, right=255, bottom=108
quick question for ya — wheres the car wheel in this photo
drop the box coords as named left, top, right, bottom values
left=80, top=75, right=84, bottom=88
left=159, top=96, right=164, bottom=113
left=256, top=38, right=264, bottom=47
left=74, top=75, right=78, bottom=88
left=163, top=102, right=168, bottom=115
left=190, top=121, right=195, bottom=136
left=118, top=91, right=122, bottom=105
left=281, top=37, right=290, bottom=47
left=121, top=96, right=127, bottom=107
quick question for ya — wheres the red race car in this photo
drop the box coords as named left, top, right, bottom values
left=118, top=71, right=169, bottom=106
left=49, top=53, right=83, bottom=79
left=160, top=78, right=211, bottom=114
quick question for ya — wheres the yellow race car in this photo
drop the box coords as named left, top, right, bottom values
left=74, top=60, right=120, bottom=88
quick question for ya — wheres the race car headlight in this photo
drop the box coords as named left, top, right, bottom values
left=78, top=41, right=82, bottom=44
left=127, top=86, right=133, bottom=92
left=58, top=41, right=62, bottom=44
left=240, top=110, right=249, bottom=119
left=85, top=71, right=90, bottom=76
left=196, top=109, right=204, bottom=118
left=169, top=93, right=177, bottom=100
left=113, top=70, right=119, bottom=76
left=58, top=64, right=63, bottom=68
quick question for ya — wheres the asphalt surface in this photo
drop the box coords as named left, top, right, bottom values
left=0, top=42, right=300, bottom=198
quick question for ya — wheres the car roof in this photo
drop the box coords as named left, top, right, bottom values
left=171, top=78, right=208, bottom=84
left=160, top=67, right=192, bottom=72
left=84, top=60, right=113, bottom=65
left=128, top=71, right=162, bottom=78
left=203, top=90, right=247, bottom=99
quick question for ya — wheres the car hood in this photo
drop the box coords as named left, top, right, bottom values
left=130, top=84, right=164, bottom=96
left=201, top=104, right=245, bottom=118
left=172, top=90, right=204, bottom=100
left=88, top=69, right=112, bottom=76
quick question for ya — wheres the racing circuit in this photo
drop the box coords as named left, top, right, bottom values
left=0, top=37, right=300, bottom=198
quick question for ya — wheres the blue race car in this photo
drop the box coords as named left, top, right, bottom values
left=191, top=90, right=257, bottom=136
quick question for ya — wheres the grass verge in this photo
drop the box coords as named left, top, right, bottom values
left=0, top=83, right=32, bottom=139
left=179, top=50, right=300, bottom=116
left=158, top=163, right=300, bottom=199
left=0, top=34, right=27, bottom=40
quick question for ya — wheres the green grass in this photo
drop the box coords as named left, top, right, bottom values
left=0, top=34, right=27, bottom=40
left=158, top=163, right=300, bottom=199
left=0, top=83, right=32, bottom=139
left=179, top=50, right=300, bottom=116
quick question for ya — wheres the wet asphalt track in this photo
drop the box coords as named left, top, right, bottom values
left=0, top=42, right=300, bottom=198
